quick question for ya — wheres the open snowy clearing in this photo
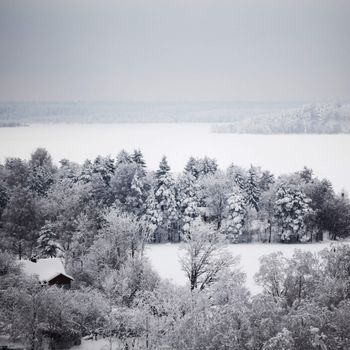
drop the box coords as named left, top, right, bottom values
left=145, top=241, right=350, bottom=294
left=0, top=123, right=349, bottom=192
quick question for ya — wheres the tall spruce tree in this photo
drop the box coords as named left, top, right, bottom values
left=37, top=221, right=61, bottom=258
left=246, top=165, right=261, bottom=212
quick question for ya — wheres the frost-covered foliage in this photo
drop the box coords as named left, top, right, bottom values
left=2, top=240, right=350, bottom=349
left=224, top=191, right=247, bottom=242
left=180, top=220, right=236, bottom=290
left=36, top=221, right=61, bottom=258
left=274, top=186, right=313, bottom=242
left=177, top=172, right=199, bottom=236
left=0, top=148, right=349, bottom=262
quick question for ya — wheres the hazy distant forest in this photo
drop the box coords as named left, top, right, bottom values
left=1, top=148, right=350, bottom=349
left=1, top=102, right=350, bottom=133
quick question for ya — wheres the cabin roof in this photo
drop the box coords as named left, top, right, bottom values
left=20, top=258, right=74, bottom=282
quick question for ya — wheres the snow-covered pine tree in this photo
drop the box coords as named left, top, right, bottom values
left=92, top=155, right=115, bottom=185
left=177, top=173, right=199, bottom=237
left=29, top=148, right=55, bottom=196
left=143, top=189, right=162, bottom=241
left=184, top=156, right=200, bottom=179
left=131, top=149, right=147, bottom=169
left=125, top=171, right=146, bottom=215
left=80, top=159, right=94, bottom=183
left=259, top=170, right=275, bottom=191
left=154, top=157, right=178, bottom=239
left=156, top=156, right=171, bottom=178
left=225, top=191, right=247, bottom=242
left=37, top=222, right=61, bottom=258
left=228, top=165, right=247, bottom=192
left=246, top=165, right=261, bottom=211
left=274, top=186, right=313, bottom=242
left=199, top=156, right=218, bottom=177
left=116, top=149, right=133, bottom=166
left=298, top=166, right=314, bottom=184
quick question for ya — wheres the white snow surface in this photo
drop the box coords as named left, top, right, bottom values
left=20, top=257, right=72, bottom=282
left=145, top=241, right=350, bottom=294
left=0, top=123, right=349, bottom=192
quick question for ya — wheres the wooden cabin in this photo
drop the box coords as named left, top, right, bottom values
left=21, top=258, right=74, bottom=288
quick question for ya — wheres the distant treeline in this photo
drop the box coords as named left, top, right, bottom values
left=0, top=121, right=26, bottom=127
left=212, top=103, right=350, bottom=134
left=0, top=101, right=300, bottom=124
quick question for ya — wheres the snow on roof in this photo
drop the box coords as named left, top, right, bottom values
left=20, top=258, right=73, bottom=282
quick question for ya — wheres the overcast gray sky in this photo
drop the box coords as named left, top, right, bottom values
left=0, top=0, right=349, bottom=102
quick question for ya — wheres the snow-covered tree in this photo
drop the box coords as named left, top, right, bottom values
left=225, top=191, right=247, bottom=242
left=36, top=221, right=61, bottom=258
left=246, top=165, right=261, bottom=211
left=259, top=170, right=275, bottom=191
left=28, top=148, right=55, bottom=196
left=184, top=156, right=200, bottom=179
left=262, top=328, right=295, bottom=350
left=177, top=173, right=199, bottom=237
left=143, top=189, right=162, bottom=230
left=274, top=186, right=313, bottom=242
left=92, top=155, right=115, bottom=185
left=200, top=172, right=230, bottom=230
left=199, top=156, right=218, bottom=176
left=184, top=156, right=218, bottom=179
left=80, top=159, right=94, bottom=183
left=180, top=220, right=235, bottom=291
left=116, top=150, right=133, bottom=166
left=125, top=171, right=146, bottom=215
left=131, top=149, right=147, bottom=171
left=228, top=165, right=247, bottom=192
left=154, top=157, right=178, bottom=230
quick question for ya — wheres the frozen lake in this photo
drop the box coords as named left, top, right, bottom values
left=145, top=242, right=349, bottom=294
left=0, top=123, right=349, bottom=192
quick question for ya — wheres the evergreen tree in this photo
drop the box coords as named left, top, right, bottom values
left=153, top=157, right=178, bottom=239
left=298, top=166, right=314, bottom=184
left=143, top=190, right=162, bottom=241
left=116, top=150, right=133, bottom=166
left=177, top=173, right=199, bottom=236
left=37, top=222, right=61, bottom=258
left=184, top=157, right=200, bottom=179
left=131, top=149, right=147, bottom=169
left=246, top=165, right=261, bottom=211
left=29, top=148, right=55, bottom=196
left=80, top=159, right=94, bottom=183
left=228, top=165, right=247, bottom=192
left=125, top=171, right=147, bottom=215
left=156, top=156, right=171, bottom=178
left=225, top=191, right=247, bottom=242
left=92, top=155, right=115, bottom=185
left=274, top=186, right=313, bottom=242
left=199, top=156, right=218, bottom=176
left=259, top=170, right=275, bottom=191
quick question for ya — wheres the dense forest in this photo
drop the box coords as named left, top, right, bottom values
left=1, top=148, right=350, bottom=349
left=212, top=103, right=350, bottom=134
left=0, top=148, right=350, bottom=259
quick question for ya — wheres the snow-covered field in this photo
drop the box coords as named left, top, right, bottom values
left=145, top=241, right=350, bottom=294
left=0, top=123, right=349, bottom=192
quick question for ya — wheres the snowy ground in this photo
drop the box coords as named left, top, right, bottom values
left=0, top=123, right=349, bottom=192
left=145, top=241, right=350, bottom=294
